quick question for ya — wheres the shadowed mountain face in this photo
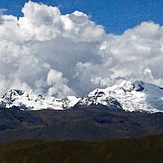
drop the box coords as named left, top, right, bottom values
left=0, top=106, right=162, bottom=142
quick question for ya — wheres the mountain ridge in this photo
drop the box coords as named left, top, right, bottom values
left=1, top=80, right=163, bottom=113
left=0, top=106, right=162, bottom=142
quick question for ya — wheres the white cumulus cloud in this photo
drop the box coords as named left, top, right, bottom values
left=0, top=1, right=163, bottom=98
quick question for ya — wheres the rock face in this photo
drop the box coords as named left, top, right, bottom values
left=1, top=80, right=163, bottom=113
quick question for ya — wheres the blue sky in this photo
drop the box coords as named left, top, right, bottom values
left=0, top=0, right=162, bottom=34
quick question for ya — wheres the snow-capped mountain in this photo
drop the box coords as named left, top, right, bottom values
left=75, top=90, right=123, bottom=111
left=77, top=80, right=163, bottom=113
left=0, top=89, right=80, bottom=110
left=0, top=80, right=163, bottom=113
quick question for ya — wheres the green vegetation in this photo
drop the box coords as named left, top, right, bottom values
left=0, top=107, right=163, bottom=142
left=0, top=134, right=162, bottom=163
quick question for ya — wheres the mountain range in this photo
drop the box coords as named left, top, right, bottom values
left=0, top=80, right=162, bottom=142
left=1, top=80, right=163, bottom=113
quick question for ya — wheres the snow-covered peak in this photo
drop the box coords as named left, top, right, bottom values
left=77, top=80, right=163, bottom=113
left=0, top=89, right=80, bottom=110
left=76, top=87, right=122, bottom=111
left=118, top=80, right=134, bottom=91
left=1, top=80, right=163, bottom=113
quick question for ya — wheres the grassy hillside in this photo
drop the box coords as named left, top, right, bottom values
left=0, top=134, right=162, bottom=163
left=0, top=106, right=163, bottom=142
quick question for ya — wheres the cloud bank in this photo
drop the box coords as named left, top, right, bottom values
left=0, top=1, right=163, bottom=98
